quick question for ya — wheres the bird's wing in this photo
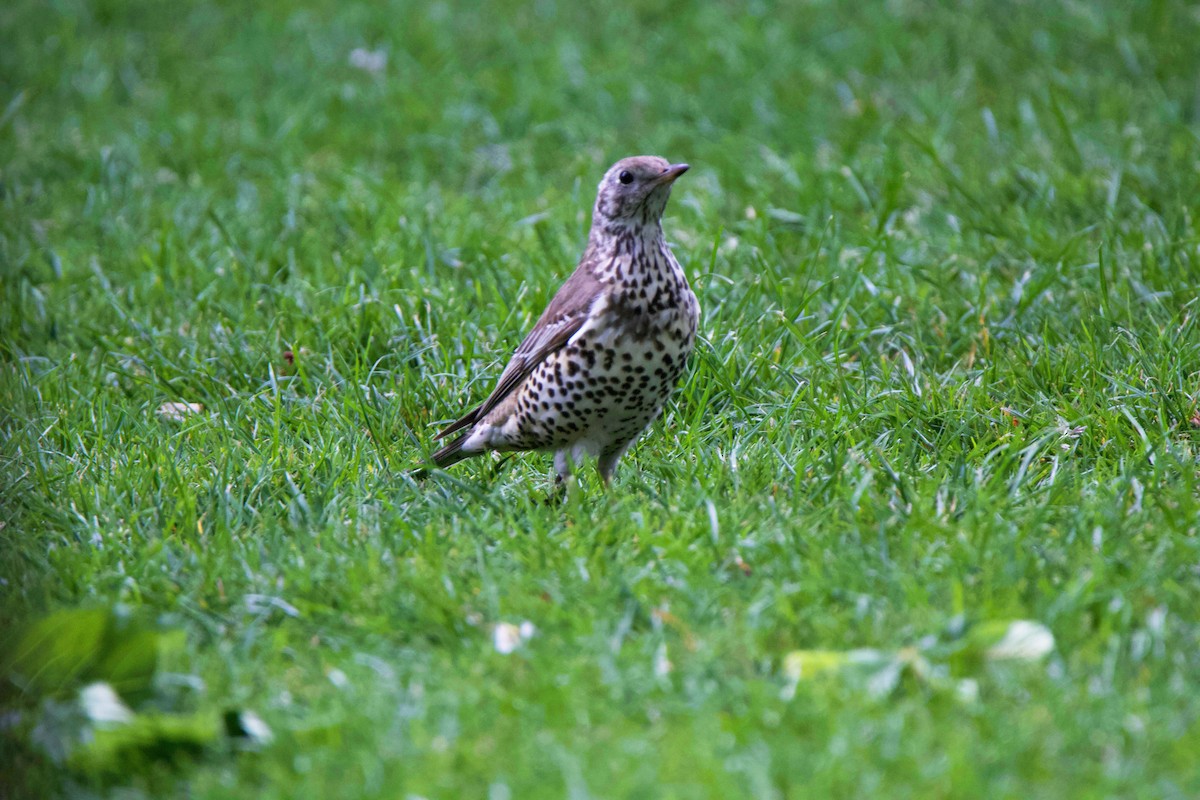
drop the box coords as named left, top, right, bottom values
left=436, top=267, right=603, bottom=440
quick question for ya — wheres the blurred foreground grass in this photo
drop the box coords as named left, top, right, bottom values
left=2, top=0, right=1200, bottom=796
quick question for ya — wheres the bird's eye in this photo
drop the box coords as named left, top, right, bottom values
left=618, top=170, right=633, bottom=185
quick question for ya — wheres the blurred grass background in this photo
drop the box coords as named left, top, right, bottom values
left=3, top=0, right=1200, bottom=796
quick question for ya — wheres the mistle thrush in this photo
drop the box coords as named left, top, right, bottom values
left=429, top=155, right=699, bottom=484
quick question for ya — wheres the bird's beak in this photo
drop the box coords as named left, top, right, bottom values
left=655, top=163, right=690, bottom=185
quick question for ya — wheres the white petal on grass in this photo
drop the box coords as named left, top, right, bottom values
left=349, top=48, right=387, bottom=74
left=866, top=657, right=904, bottom=699
left=956, top=678, right=980, bottom=704
left=156, top=402, right=203, bottom=421
left=766, top=207, right=805, bottom=225
left=705, top=498, right=719, bottom=544
left=245, top=594, right=300, bottom=618
left=654, top=643, right=672, bottom=678
left=493, top=621, right=535, bottom=655
left=492, top=624, right=520, bottom=654
left=80, top=682, right=133, bottom=726
left=987, top=620, right=1055, bottom=661
left=237, top=710, right=273, bottom=745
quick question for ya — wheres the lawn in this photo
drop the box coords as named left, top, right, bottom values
left=3, top=0, right=1200, bottom=796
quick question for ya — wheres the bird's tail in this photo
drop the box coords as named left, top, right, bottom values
left=412, top=432, right=475, bottom=479
left=432, top=433, right=474, bottom=468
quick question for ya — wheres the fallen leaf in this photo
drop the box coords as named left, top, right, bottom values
left=780, top=648, right=885, bottom=700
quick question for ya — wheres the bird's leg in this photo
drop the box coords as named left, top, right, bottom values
left=553, top=450, right=573, bottom=484
left=542, top=450, right=573, bottom=504
left=596, top=442, right=631, bottom=488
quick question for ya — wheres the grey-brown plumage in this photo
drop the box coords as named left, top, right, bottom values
left=429, top=155, right=699, bottom=484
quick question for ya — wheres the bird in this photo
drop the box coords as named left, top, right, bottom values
left=426, top=155, right=700, bottom=486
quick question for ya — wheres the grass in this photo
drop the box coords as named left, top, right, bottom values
left=2, top=0, right=1200, bottom=796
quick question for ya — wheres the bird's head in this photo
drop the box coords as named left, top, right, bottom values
left=592, top=156, right=689, bottom=231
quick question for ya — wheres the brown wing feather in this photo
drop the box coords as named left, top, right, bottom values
left=435, top=265, right=603, bottom=440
